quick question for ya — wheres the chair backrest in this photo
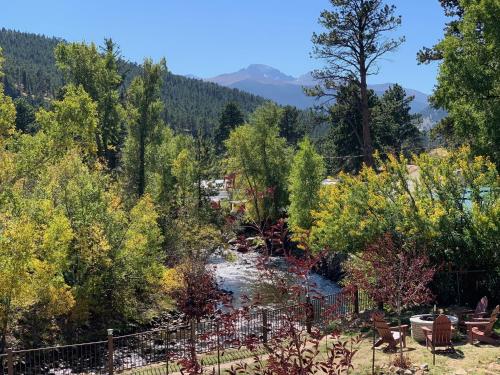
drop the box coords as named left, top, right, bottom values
left=490, top=305, right=499, bottom=320
left=483, top=317, right=497, bottom=336
left=475, top=296, right=488, bottom=315
left=372, top=312, right=395, bottom=344
left=432, top=314, right=452, bottom=346
left=484, top=305, right=499, bottom=336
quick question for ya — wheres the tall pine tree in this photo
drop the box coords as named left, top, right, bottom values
left=55, top=40, right=124, bottom=167
left=123, top=58, right=166, bottom=197
left=214, top=102, right=244, bottom=153
left=309, top=0, right=404, bottom=167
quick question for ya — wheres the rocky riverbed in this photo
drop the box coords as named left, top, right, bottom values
left=208, top=248, right=340, bottom=307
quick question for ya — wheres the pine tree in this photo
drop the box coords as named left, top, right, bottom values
left=372, top=84, right=421, bottom=155
left=124, top=58, right=166, bottom=197
left=309, top=0, right=404, bottom=167
left=279, top=105, right=304, bottom=145
left=214, top=102, right=244, bottom=152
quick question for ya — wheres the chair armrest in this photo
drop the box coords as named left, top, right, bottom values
left=471, top=317, right=490, bottom=322
left=389, top=324, right=409, bottom=330
left=465, top=321, right=489, bottom=327
left=421, top=327, right=432, bottom=335
left=390, top=324, right=409, bottom=334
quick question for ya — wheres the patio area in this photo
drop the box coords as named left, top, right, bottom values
left=344, top=305, right=500, bottom=375
left=349, top=333, right=500, bottom=375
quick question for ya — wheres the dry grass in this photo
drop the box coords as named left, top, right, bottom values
left=346, top=333, right=500, bottom=375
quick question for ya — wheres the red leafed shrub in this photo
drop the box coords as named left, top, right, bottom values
left=228, top=334, right=361, bottom=375
left=170, top=261, right=220, bottom=320
left=346, top=232, right=437, bottom=364
left=346, top=232, right=436, bottom=312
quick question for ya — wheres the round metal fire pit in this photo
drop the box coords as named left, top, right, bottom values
left=410, top=314, right=458, bottom=342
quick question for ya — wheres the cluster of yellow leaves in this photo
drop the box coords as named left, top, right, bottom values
left=310, top=147, right=499, bottom=263
left=161, top=268, right=182, bottom=294
left=0, top=209, right=75, bottom=332
left=36, top=84, right=98, bottom=158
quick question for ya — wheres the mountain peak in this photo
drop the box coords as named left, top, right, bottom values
left=209, top=64, right=296, bottom=86
left=206, top=64, right=431, bottom=112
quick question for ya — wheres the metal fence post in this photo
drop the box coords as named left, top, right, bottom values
left=262, top=309, right=268, bottom=343
left=354, top=287, right=360, bottom=314
left=190, top=319, right=196, bottom=361
left=107, top=329, right=114, bottom=375
left=7, top=348, right=13, bottom=375
left=305, top=296, right=314, bottom=334
left=166, top=322, right=170, bottom=375
left=216, top=320, right=221, bottom=375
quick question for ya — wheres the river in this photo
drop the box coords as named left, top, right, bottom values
left=208, top=249, right=340, bottom=306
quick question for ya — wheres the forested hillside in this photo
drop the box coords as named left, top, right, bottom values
left=0, top=28, right=265, bottom=132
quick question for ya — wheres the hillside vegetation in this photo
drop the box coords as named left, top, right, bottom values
left=0, top=28, right=265, bottom=133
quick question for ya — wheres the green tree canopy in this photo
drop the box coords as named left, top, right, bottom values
left=372, top=84, right=422, bottom=155
left=319, top=83, right=422, bottom=174
left=279, top=105, right=304, bottom=145
left=55, top=40, right=125, bottom=166
left=214, top=102, right=244, bottom=152
left=420, top=0, right=499, bottom=164
left=310, top=148, right=499, bottom=276
left=225, top=103, right=292, bottom=223
left=123, top=58, right=166, bottom=197
left=288, top=138, right=325, bottom=232
left=36, top=84, right=99, bottom=158
left=0, top=48, right=16, bottom=140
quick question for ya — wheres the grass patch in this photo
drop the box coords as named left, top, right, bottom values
left=344, top=332, right=500, bottom=375
left=119, top=346, right=269, bottom=374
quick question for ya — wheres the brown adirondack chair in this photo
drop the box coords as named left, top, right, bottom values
left=465, top=305, right=499, bottom=344
left=470, top=306, right=500, bottom=345
left=464, top=296, right=488, bottom=319
left=422, top=314, right=455, bottom=353
left=372, top=312, right=409, bottom=351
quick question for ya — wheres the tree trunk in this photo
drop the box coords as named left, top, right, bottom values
left=138, top=126, right=145, bottom=197
left=360, top=71, right=374, bottom=168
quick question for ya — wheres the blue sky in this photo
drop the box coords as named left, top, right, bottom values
left=1, top=1, right=448, bottom=94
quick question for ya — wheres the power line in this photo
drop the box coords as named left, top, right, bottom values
left=322, top=145, right=434, bottom=160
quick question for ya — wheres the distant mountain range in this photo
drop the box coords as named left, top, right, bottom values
left=205, top=64, right=446, bottom=126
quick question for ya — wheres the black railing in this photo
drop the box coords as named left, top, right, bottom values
left=0, top=289, right=372, bottom=374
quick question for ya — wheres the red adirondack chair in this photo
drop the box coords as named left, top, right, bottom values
left=465, top=305, right=499, bottom=344
left=372, top=312, right=409, bottom=351
left=471, top=306, right=500, bottom=345
left=464, top=296, right=488, bottom=319
left=422, top=315, right=455, bottom=356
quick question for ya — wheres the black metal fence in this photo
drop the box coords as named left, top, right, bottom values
left=0, top=289, right=372, bottom=374
left=433, top=270, right=500, bottom=307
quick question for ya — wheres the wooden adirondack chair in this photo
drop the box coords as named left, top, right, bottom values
left=372, top=312, right=409, bottom=351
left=465, top=305, right=499, bottom=344
left=470, top=306, right=500, bottom=345
left=464, top=296, right=488, bottom=319
left=422, top=315, right=454, bottom=351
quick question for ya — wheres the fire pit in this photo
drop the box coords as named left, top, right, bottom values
left=410, top=314, right=458, bottom=342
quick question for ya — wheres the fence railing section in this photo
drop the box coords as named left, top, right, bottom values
left=0, top=341, right=108, bottom=375
left=0, top=289, right=373, bottom=374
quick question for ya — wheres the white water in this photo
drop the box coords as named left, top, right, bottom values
left=208, top=249, right=340, bottom=306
